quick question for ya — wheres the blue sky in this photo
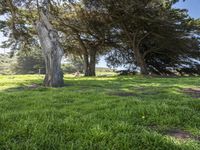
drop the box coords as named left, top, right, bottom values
left=0, top=1, right=200, bottom=67
left=173, top=0, right=200, bottom=19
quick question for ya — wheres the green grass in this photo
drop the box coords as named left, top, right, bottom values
left=0, top=74, right=200, bottom=150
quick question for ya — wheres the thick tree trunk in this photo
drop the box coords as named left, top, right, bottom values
left=139, top=58, right=148, bottom=75
left=89, top=49, right=96, bottom=76
left=83, top=50, right=96, bottom=76
left=134, top=48, right=148, bottom=75
left=36, top=11, right=64, bottom=87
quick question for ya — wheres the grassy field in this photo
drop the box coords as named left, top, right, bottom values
left=0, top=74, right=200, bottom=150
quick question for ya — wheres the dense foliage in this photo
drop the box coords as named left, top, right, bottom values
left=13, top=49, right=45, bottom=74
left=84, top=0, right=200, bottom=75
left=0, top=0, right=199, bottom=86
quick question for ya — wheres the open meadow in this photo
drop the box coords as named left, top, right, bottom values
left=1, top=0, right=200, bottom=149
left=0, top=75, right=200, bottom=150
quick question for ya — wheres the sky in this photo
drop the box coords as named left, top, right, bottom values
left=0, top=0, right=200, bottom=67
left=173, top=0, right=200, bottom=19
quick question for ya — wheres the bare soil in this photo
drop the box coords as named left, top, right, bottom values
left=183, top=88, right=200, bottom=98
left=165, top=129, right=200, bottom=141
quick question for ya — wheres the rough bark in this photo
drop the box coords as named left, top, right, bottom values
left=83, top=53, right=90, bottom=76
left=36, top=10, right=64, bottom=87
left=134, top=47, right=148, bottom=75
left=83, top=50, right=96, bottom=76
left=88, top=49, right=96, bottom=76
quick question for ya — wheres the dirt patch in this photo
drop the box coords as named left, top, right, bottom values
left=183, top=88, right=200, bottom=98
left=166, top=129, right=192, bottom=139
left=147, top=125, right=200, bottom=142
left=165, top=129, right=200, bottom=141
left=109, top=91, right=136, bottom=97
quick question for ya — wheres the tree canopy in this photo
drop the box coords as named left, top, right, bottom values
left=0, top=0, right=200, bottom=86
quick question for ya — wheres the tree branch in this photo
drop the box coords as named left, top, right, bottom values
left=137, top=32, right=150, bottom=48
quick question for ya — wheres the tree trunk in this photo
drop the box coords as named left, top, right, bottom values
left=89, top=49, right=96, bottom=76
left=36, top=10, right=64, bottom=87
left=83, top=50, right=96, bottom=76
left=76, top=33, right=96, bottom=77
left=134, top=48, right=148, bottom=75
left=83, top=53, right=90, bottom=76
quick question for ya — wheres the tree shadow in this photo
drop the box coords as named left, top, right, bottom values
left=1, top=76, right=199, bottom=99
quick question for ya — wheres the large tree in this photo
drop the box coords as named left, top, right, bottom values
left=36, top=1, right=64, bottom=87
left=55, top=3, right=113, bottom=76
left=0, top=0, right=69, bottom=87
left=84, top=0, right=200, bottom=75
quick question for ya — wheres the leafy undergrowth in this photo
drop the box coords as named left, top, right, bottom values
left=0, top=75, right=200, bottom=150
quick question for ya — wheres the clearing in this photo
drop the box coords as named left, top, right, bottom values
left=0, top=75, right=200, bottom=150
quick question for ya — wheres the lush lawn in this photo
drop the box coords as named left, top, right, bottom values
left=0, top=75, right=200, bottom=150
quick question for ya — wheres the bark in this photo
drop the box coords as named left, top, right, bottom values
left=83, top=50, right=96, bottom=76
left=88, top=49, right=96, bottom=76
left=134, top=47, right=148, bottom=75
left=83, top=53, right=90, bottom=76
left=36, top=10, right=64, bottom=87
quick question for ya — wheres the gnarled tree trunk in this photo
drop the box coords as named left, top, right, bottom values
left=36, top=10, right=64, bottom=87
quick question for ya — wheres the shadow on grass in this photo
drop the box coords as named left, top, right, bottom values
left=0, top=76, right=200, bottom=149
left=1, top=76, right=199, bottom=102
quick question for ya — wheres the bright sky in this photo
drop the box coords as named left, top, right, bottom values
left=0, top=1, right=200, bottom=67
left=173, top=0, right=200, bottom=19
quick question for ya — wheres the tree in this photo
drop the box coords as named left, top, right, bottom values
left=55, top=2, right=113, bottom=76
left=0, top=0, right=68, bottom=87
left=85, top=0, right=200, bottom=75
left=36, top=2, right=64, bottom=87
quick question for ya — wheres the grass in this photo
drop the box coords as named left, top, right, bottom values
left=0, top=74, right=200, bottom=150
